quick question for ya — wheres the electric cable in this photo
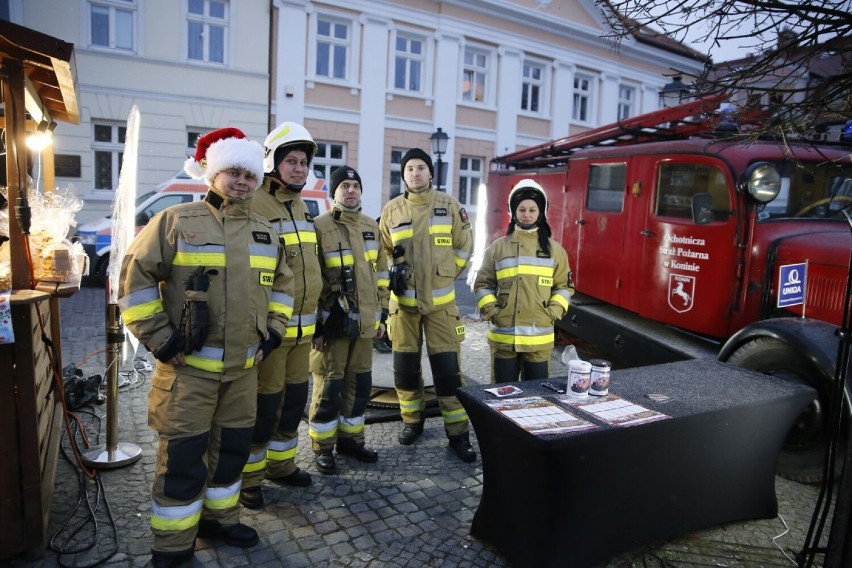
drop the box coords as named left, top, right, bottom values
left=771, top=514, right=798, bottom=566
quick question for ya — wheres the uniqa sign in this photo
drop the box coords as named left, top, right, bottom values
left=777, top=262, right=807, bottom=308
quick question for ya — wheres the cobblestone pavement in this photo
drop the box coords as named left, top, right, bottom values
left=7, top=285, right=831, bottom=567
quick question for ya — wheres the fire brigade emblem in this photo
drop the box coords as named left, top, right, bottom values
left=668, top=274, right=695, bottom=313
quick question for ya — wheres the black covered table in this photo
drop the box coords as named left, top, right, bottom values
left=457, top=359, right=816, bottom=568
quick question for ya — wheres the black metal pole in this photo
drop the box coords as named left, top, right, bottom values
left=436, top=156, right=442, bottom=191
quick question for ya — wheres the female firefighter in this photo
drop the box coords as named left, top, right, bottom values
left=474, top=179, right=574, bottom=383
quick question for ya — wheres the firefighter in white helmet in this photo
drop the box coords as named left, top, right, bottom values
left=118, top=127, right=294, bottom=566
left=240, top=122, right=322, bottom=509
left=474, top=178, right=574, bottom=382
left=378, top=147, right=476, bottom=462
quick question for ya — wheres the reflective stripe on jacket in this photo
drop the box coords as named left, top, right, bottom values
left=379, top=187, right=472, bottom=313
left=474, top=229, right=573, bottom=352
left=315, top=205, right=389, bottom=336
left=118, top=189, right=293, bottom=378
left=252, top=178, right=322, bottom=343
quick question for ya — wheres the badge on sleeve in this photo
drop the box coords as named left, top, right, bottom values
left=252, top=231, right=272, bottom=244
left=459, top=208, right=469, bottom=223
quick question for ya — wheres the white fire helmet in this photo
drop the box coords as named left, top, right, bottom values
left=508, top=178, right=548, bottom=214
left=262, top=122, right=318, bottom=174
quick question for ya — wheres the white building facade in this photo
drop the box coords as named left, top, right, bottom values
left=6, top=0, right=704, bottom=223
left=9, top=0, right=270, bottom=224
left=272, top=0, right=705, bottom=218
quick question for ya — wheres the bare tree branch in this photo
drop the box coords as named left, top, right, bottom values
left=598, top=1, right=852, bottom=140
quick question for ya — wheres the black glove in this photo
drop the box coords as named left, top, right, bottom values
left=389, top=263, right=410, bottom=296
left=182, top=267, right=212, bottom=354
left=324, top=301, right=347, bottom=339
left=258, top=329, right=282, bottom=360
left=183, top=300, right=209, bottom=354
left=345, top=312, right=361, bottom=341
left=151, top=327, right=186, bottom=362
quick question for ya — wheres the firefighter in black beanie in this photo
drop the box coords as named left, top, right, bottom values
left=308, top=165, right=389, bottom=474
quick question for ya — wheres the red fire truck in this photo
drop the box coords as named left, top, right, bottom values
left=483, top=95, right=852, bottom=482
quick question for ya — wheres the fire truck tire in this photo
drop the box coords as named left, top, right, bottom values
left=726, top=336, right=835, bottom=484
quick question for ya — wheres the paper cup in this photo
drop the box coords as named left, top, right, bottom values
left=589, top=359, right=611, bottom=396
left=567, top=360, right=592, bottom=396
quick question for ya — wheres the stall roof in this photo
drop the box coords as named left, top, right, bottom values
left=0, top=20, right=79, bottom=124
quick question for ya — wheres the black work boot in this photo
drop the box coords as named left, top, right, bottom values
left=197, top=519, right=259, bottom=548
left=337, top=437, right=379, bottom=462
left=448, top=433, right=477, bottom=463
left=151, top=548, right=194, bottom=568
left=269, top=467, right=312, bottom=487
left=315, top=450, right=336, bottom=474
left=398, top=416, right=425, bottom=445
left=239, top=486, right=264, bottom=510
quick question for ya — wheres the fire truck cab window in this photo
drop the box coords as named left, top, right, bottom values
left=656, top=163, right=730, bottom=221
left=771, top=163, right=852, bottom=219
left=586, top=163, right=626, bottom=212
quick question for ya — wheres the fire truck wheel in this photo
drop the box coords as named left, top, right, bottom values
left=726, top=336, right=837, bottom=484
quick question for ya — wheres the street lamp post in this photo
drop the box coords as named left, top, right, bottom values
left=430, top=127, right=449, bottom=191
left=659, top=75, right=692, bottom=108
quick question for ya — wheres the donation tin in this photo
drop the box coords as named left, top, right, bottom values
left=589, top=358, right=611, bottom=396
left=567, top=359, right=592, bottom=396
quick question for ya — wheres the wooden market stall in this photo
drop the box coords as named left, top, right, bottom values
left=0, top=20, right=79, bottom=560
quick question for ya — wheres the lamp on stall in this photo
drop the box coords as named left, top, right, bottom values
left=659, top=75, right=692, bottom=108
left=430, top=127, right=449, bottom=191
left=26, top=120, right=55, bottom=151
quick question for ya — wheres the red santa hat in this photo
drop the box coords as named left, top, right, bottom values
left=184, top=127, right=265, bottom=188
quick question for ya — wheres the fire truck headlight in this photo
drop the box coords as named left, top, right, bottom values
left=743, top=162, right=781, bottom=203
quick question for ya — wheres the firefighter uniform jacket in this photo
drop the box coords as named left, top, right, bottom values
left=474, top=228, right=574, bottom=352
left=252, top=178, right=322, bottom=343
left=314, top=205, right=390, bottom=337
left=118, top=191, right=294, bottom=376
left=379, top=187, right=472, bottom=312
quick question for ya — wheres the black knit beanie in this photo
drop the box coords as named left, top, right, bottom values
left=330, top=165, right=362, bottom=196
left=400, top=148, right=434, bottom=177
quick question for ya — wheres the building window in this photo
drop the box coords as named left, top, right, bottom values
left=462, top=47, right=489, bottom=104
left=458, top=156, right=483, bottom=207
left=769, top=91, right=785, bottom=114
left=390, top=148, right=405, bottom=198
left=93, top=122, right=126, bottom=190
left=89, top=0, right=136, bottom=51
left=315, top=17, right=350, bottom=80
left=393, top=33, right=424, bottom=93
left=521, top=61, right=544, bottom=113
left=618, top=85, right=636, bottom=120
left=187, top=128, right=206, bottom=157
left=313, top=141, right=346, bottom=182
left=572, top=74, right=593, bottom=123
left=187, top=0, right=227, bottom=64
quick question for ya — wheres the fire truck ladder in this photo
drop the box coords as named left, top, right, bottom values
left=493, top=93, right=728, bottom=169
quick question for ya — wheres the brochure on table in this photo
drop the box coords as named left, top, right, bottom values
left=483, top=393, right=670, bottom=435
